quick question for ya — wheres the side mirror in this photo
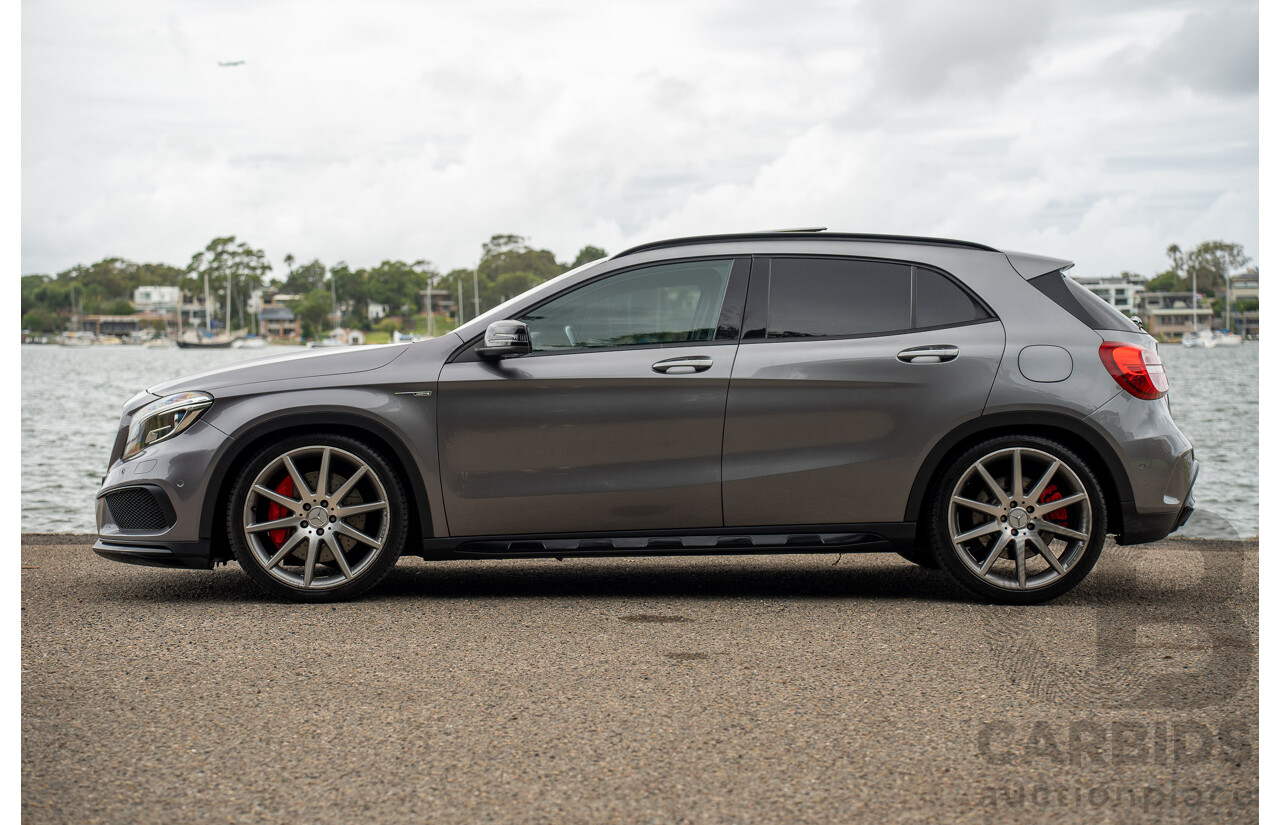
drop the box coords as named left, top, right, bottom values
left=477, top=320, right=532, bottom=359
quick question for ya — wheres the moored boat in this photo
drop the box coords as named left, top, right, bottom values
left=58, top=331, right=95, bottom=347
left=1182, top=330, right=1215, bottom=348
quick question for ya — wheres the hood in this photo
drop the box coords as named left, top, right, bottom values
left=148, top=343, right=411, bottom=395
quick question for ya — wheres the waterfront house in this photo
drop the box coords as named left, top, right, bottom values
left=1138, top=292, right=1215, bottom=342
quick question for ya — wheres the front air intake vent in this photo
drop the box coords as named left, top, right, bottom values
left=104, top=487, right=173, bottom=532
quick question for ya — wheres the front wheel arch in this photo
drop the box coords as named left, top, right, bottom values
left=201, top=413, right=431, bottom=562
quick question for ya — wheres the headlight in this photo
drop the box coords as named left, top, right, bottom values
left=123, top=392, right=213, bottom=460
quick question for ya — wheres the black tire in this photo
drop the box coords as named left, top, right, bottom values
left=925, top=434, right=1107, bottom=604
left=227, top=434, right=409, bottom=602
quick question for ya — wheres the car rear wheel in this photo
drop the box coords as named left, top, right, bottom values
left=227, top=434, right=408, bottom=602
left=926, top=435, right=1107, bottom=604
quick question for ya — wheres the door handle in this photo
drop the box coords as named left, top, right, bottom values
left=652, top=355, right=714, bottom=375
left=897, top=345, right=959, bottom=364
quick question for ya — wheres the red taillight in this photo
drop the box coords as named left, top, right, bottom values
left=1099, top=342, right=1168, bottom=400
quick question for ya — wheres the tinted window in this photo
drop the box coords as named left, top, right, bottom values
left=915, top=268, right=989, bottom=328
left=1064, top=276, right=1141, bottom=332
left=1030, top=270, right=1140, bottom=333
left=767, top=258, right=910, bottom=338
left=520, top=259, right=733, bottom=352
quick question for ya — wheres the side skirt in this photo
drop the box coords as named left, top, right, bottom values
left=419, top=523, right=916, bottom=560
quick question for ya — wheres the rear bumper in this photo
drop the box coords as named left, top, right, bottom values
left=92, top=538, right=215, bottom=569
left=1115, top=458, right=1198, bottom=545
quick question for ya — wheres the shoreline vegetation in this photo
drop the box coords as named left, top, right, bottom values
left=22, top=235, right=1251, bottom=342
left=21, top=234, right=607, bottom=342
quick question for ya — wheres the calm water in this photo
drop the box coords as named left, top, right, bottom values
left=20, top=341, right=1259, bottom=537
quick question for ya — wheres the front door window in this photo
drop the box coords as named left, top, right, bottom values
left=519, top=259, right=734, bottom=352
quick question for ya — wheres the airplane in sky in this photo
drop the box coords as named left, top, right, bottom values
left=218, top=60, right=245, bottom=67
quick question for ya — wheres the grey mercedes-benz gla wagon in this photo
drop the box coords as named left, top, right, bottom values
left=95, top=231, right=1197, bottom=603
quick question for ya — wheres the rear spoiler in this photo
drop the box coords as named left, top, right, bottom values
left=1004, top=250, right=1074, bottom=280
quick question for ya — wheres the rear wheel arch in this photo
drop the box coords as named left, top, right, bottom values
left=906, top=412, right=1130, bottom=540
left=201, top=412, right=432, bottom=560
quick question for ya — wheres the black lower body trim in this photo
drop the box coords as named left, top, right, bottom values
left=1115, top=463, right=1198, bottom=546
left=421, top=523, right=917, bottom=560
left=1115, top=504, right=1187, bottom=546
left=93, top=538, right=214, bottom=569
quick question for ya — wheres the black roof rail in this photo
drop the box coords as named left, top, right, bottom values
left=614, top=231, right=1000, bottom=258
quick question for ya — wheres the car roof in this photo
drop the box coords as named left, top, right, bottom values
left=611, top=230, right=1073, bottom=279
left=613, top=231, right=1001, bottom=259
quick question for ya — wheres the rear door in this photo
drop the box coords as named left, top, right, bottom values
left=437, top=257, right=749, bottom=537
left=722, top=255, right=1005, bottom=527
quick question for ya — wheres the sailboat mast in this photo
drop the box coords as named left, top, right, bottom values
left=1191, top=266, right=1198, bottom=333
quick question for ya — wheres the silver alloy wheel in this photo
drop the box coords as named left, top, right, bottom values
left=242, top=445, right=391, bottom=591
left=947, top=446, right=1093, bottom=591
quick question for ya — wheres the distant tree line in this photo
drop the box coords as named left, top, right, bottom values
left=20, top=234, right=609, bottom=336
left=1134, top=241, right=1255, bottom=319
left=21, top=235, right=1251, bottom=336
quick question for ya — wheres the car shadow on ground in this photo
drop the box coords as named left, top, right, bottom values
left=85, top=551, right=1157, bottom=607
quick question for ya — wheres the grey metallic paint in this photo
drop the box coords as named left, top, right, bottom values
left=94, top=234, right=1197, bottom=569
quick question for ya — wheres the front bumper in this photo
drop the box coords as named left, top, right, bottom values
left=95, top=418, right=230, bottom=568
left=92, top=538, right=215, bottom=569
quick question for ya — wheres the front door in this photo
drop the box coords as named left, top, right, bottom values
left=437, top=257, right=748, bottom=537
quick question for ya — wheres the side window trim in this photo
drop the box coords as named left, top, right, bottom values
left=741, top=256, right=770, bottom=340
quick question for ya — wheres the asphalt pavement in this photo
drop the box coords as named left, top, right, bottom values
left=22, top=535, right=1258, bottom=824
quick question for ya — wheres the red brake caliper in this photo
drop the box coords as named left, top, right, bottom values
left=1038, top=484, right=1069, bottom=525
left=267, top=475, right=295, bottom=548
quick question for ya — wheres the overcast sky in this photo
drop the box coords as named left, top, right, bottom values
left=22, top=0, right=1258, bottom=280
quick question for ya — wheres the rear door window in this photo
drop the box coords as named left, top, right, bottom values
left=767, top=258, right=911, bottom=338
left=764, top=257, right=989, bottom=339
left=914, top=267, right=989, bottom=328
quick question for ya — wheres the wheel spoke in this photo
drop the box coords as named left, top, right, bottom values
left=1026, top=459, right=1061, bottom=505
left=323, top=533, right=352, bottom=579
left=953, top=520, right=1001, bottom=544
left=979, top=532, right=1010, bottom=575
left=1038, top=492, right=1086, bottom=516
left=303, top=535, right=320, bottom=587
left=952, top=496, right=1003, bottom=518
left=947, top=446, right=1095, bottom=593
left=283, top=455, right=312, bottom=499
left=334, top=500, right=386, bottom=518
left=1028, top=532, right=1066, bottom=575
left=330, top=466, right=367, bottom=505
left=252, top=485, right=303, bottom=513
left=316, top=447, right=332, bottom=499
left=333, top=521, right=383, bottom=550
left=265, top=530, right=306, bottom=569
left=974, top=463, right=1010, bottom=508
left=246, top=515, right=303, bottom=534
left=244, top=444, right=392, bottom=590
left=1037, top=520, right=1089, bottom=541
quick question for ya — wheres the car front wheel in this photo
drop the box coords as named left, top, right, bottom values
left=927, top=436, right=1107, bottom=604
left=227, top=435, right=408, bottom=601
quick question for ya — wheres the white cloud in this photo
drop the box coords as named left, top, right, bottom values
left=21, top=0, right=1258, bottom=279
